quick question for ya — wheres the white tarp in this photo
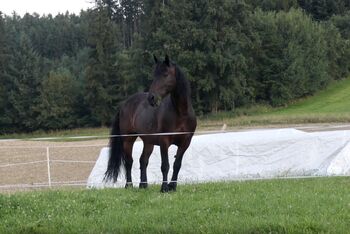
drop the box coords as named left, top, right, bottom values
left=87, top=128, right=350, bottom=188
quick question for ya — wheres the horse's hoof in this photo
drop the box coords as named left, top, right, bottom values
left=160, top=183, right=169, bottom=193
left=168, top=182, right=177, bottom=192
left=139, top=182, right=148, bottom=189
left=125, top=183, right=133, bottom=189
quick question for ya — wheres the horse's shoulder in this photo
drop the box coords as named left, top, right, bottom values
left=129, top=92, right=148, bottom=99
left=123, top=92, right=147, bottom=104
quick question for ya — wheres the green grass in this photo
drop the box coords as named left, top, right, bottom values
left=200, top=78, right=350, bottom=129
left=1, top=177, right=349, bottom=233
left=275, top=78, right=350, bottom=115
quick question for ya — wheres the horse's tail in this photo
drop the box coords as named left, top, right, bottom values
left=104, top=107, right=125, bottom=182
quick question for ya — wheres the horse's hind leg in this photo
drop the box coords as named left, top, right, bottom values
left=123, top=137, right=136, bottom=188
left=139, top=143, right=154, bottom=189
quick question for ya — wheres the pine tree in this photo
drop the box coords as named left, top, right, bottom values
left=119, top=0, right=143, bottom=48
left=6, top=31, right=42, bottom=131
left=0, top=13, right=10, bottom=132
left=85, top=3, right=120, bottom=126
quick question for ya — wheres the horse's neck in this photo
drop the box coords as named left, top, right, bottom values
left=171, top=72, right=192, bottom=116
left=171, top=91, right=191, bottom=116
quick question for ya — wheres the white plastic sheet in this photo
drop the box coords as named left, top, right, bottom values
left=87, top=128, right=350, bottom=188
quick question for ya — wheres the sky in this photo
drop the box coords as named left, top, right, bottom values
left=0, top=0, right=94, bottom=16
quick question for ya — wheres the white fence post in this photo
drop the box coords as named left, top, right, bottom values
left=46, top=147, right=51, bottom=188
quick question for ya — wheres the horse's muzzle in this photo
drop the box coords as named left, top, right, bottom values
left=148, top=93, right=161, bottom=107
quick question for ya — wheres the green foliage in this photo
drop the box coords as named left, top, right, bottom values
left=331, top=11, right=350, bottom=39
left=85, top=5, right=121, bottom=126
left=37, top=69, right=81, bottom=130
left=144, top=0, right=254, bottom=113
left=0, top=177, right=349, bottom=233
left=250, top=9, right=329, bottom=106
left=298, top=0, right=350, bottom=21
left=247, top=0, right=299, bottom=11
left=1, top=0, right=350, bottom=133
left=0, top=13, right=8, bottom=129
left=4, top=31, right=42, bottom=132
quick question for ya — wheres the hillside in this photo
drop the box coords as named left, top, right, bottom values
left=200, top=78, right=350, bottom=129
left=275, top=78, right=350, bottom=114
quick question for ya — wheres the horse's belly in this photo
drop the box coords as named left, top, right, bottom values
left=139, top=136, right=162, bottom=146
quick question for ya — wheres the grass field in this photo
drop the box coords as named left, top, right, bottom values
left=200, top=78, right=350, bottom=129
left=1, top=177, right=349, bottom=233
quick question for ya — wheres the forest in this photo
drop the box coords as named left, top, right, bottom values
left=1, top=0, right=350, bottom=133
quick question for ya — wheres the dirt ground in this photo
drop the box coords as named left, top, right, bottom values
left=0, top=139, right=108, bottom=193
left=1, top=123, right=350, bottom=193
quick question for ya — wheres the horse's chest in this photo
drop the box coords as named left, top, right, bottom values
left=174, top=116, right=194, bottom=131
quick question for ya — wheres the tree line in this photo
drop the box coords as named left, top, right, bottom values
left=1, top=0, right=350, bottom=133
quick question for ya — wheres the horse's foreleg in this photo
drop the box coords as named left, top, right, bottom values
left=169, top=142, right=190, bottom=191
left=160, top=145, right=170, bottom=192
left=123, top=139, right=136, bottom=188
left=139, top=144, right=154, bottom=189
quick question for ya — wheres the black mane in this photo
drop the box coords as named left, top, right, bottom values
left=174, top=64, right=191, bottom=99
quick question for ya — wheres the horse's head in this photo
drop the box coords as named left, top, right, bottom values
left=148, top=54, right=176, bottom=107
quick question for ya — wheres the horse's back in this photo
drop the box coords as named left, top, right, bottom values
left=119, top=92, right=150, bottom=133
left=119, top=92, right=196, bottom=146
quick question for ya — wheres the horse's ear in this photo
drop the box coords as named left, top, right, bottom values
left=164, top=54, right=170, bottom=66
left=153, top=54, right=158, bottom=64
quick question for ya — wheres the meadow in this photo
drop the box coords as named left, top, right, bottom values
left=0, top=177, right=349, bottom=233
left=200, top=77, right=350, bottom=129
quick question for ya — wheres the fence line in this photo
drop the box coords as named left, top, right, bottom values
left=0, top=160, right=97, bottom=168
left=2, top=124, right=350, bottom=143
left=0, top=160, right=47, bottom=168
left=46, top=147, right=51, bottom=187
left=0, top=144, right=102, bottom=189
left=51, top=160, right=96, bottom=164
left=0, top=129, right=230, bottom=143
left=0, top=144, right=107, bottom=149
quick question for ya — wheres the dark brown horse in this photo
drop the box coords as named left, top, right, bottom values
left=104, top=55, right=197, bottom=192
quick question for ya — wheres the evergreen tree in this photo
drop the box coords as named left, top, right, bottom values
left=38, top=69, right=81, bottom=129
left=1, top=2, right=350, bottom=133
left=119, top=0, right=143, bottom=48
left=247, top=0, right=299, bottom=11
left=0, top=13, right=10, bottom=132
left=85, top=3, right=120, bottom=126
left=298, top=0, right=350, bottom=21
left=6, top=31, right=42, bottom=132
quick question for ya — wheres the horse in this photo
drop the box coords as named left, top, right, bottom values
left=104, top=55, right=197, bottom=192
